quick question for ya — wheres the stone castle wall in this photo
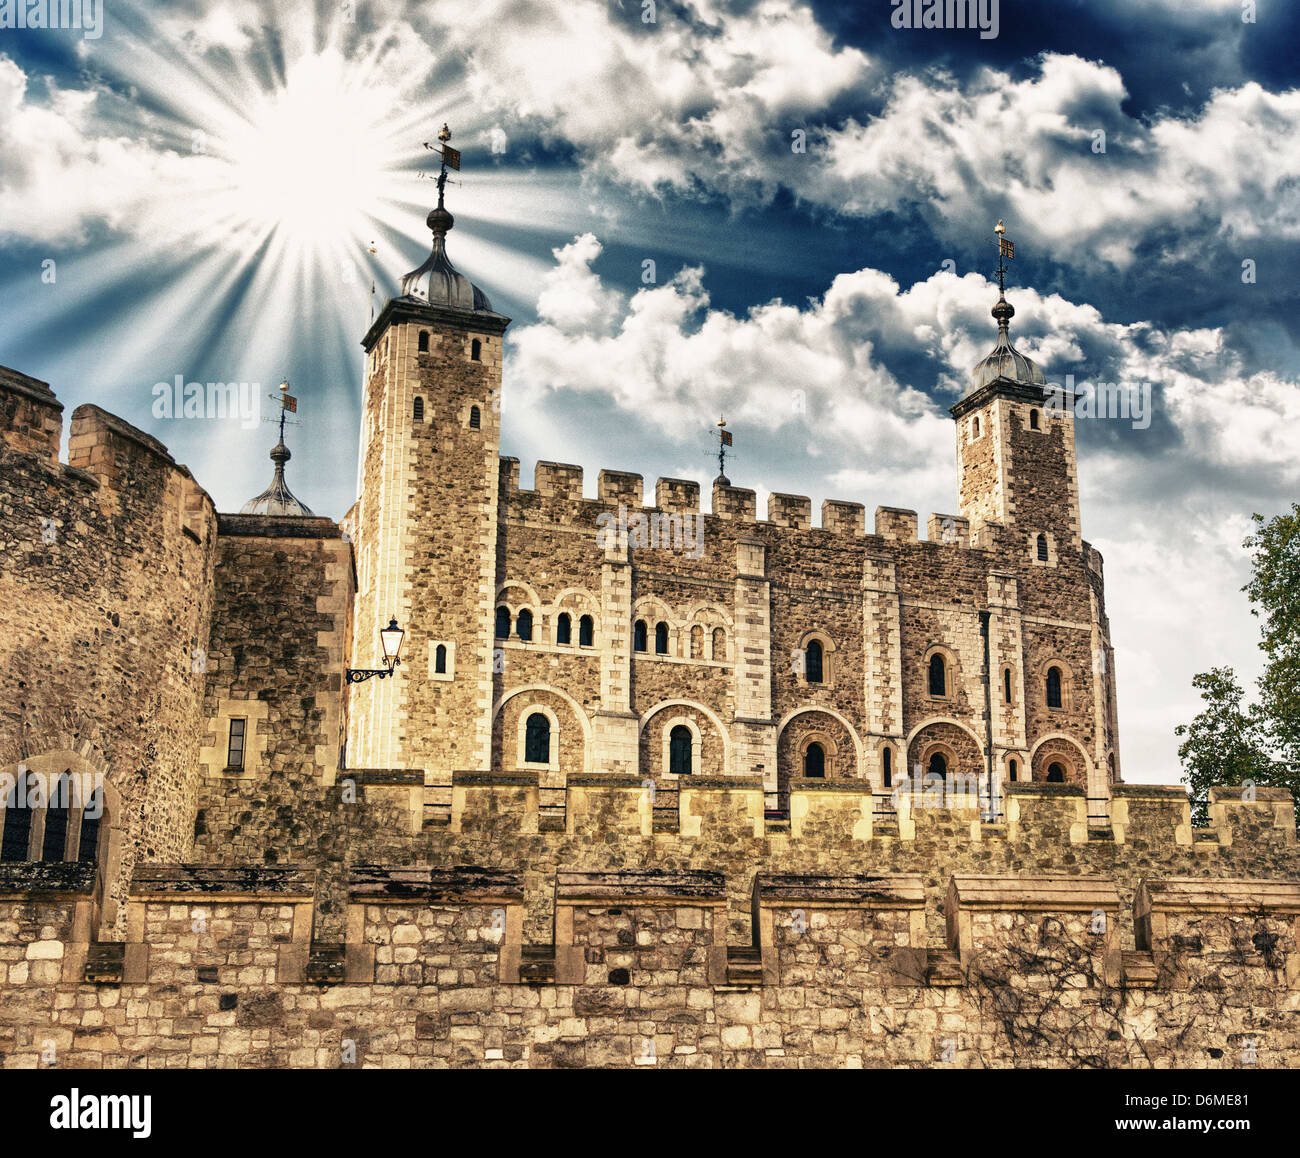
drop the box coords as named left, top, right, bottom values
left=1, top=816, right=1296, bottom=1068
left=0, top=372, right=217, bottom=934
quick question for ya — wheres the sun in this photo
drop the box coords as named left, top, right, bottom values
left=222, top=55, right=393, bottom=246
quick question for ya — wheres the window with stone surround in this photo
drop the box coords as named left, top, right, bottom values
left=881, top=745, right=893, bottom=788
left=518, top=707, right=559, bottom=770
left=469, top=405, right=481, bottom=429
left=928, top=751, right=948, bottom=780
left=556, top=613, right=572, bottom=645
left=417, top=330, right=429, bottom=352
left=796, top=631, right=834, bottom=687
left=0, top=764, right=106, bottom=872
left=655, top=621, right=669, bottom=655
left=495, top=606, right=511, bottom=639
left=712, top=627, right=726, bottom=660
left=1037, top=533, right=1049, bottom=562
left=516, top=609, right=534, bottom=641
left=1029, top=408, right=1040, bottom=430
left=471, top=338, right=482, bottom=361
left=579, top=615, right=594, bottom=647
left=413, top=396, right=424, bottom=422
left=1047, top=762, right=1065, bottom=782
left=434, top=644, right=447, bottom=674
left=634, top=619, right=648, bottom=652
left=1003, top=666, right=1014, bottom=704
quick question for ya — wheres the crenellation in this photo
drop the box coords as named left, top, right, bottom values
left=820, top=499, right=865, bottom=536
left=534, top=460, right=585, bottom=500
left=655, top=477, right=700, bottom=512
left=597, top=469, right=644, bottom=506
left=874, top=506, right=918, bottom=542
left=713, top=480, right=756, bottom=521
left=767, top=492, right=812, bottom=529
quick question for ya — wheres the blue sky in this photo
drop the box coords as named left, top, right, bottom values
left=2, top=0, right=1298, bottom=782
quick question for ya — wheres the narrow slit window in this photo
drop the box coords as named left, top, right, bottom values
left=669, top=726, right=693, bottom=775
left=928, top=653, right=946, bottom=697
left=469, top=405, right=481, bottom=429
left=1004, top=667, right=1013, bottom=703
left=1037, top=534, right=1049, bottom=562
left=417, top=330, right=429, bottom=352
left=434, top=644, right=447, bottom=674
left=1046, top=666, right=1063, bottom=709
left=471, top=338, right=482, bottom=361
left=882, top=748, right=892, bottom=788
left=41, top=772, right=71, bottom=862
left=413, top=396, right=424, bottom=422
left=227, top=719, right=247, bottom=770
left=804, top=743, right=825, bottom=778
left=524, top=713, right=550, bottom=764
left=805, top=639, right=824, bottom=683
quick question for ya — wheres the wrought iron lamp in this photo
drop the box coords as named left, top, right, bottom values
left=347, top=619, right=405, bottom=684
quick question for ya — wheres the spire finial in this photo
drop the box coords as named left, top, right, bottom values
left=240, top=377, right=313, bottom=517
left=991, top=219, right=1015, bottom=334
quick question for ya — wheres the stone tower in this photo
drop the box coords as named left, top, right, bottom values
left=345, top=171, right=510, bottom=780
left=950, top=290, right=1081, bottom=559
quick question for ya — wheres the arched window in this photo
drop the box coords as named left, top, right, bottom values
left=691, top=625, right=704, bottom=659
left=434, top=644, right=447, bottom=674
left=524, top=713, right=550, bottom=764
left=805, top=639, right=824, bottom=683
left=655, top=622, right=669, bottom=655
left=669, top=725, right=693, bottom=775
left=1046, top=666, right=1063, bottom=709
left=516, top=609, right=533, bottom=641
left=712, top=627, right=726, bottom=660
left=471, top=338, right=482, bottom=361
left=578, top=615, right=594, bottom=647
left=1037, top=534, right=1049, bottom=562
left=494, top=607, right=511, bottom=639
left=413, top=396, right=424, bottom=422
left=417, top=330, right=429, bottom=353
left=1009, top=758, right=1018, bottom=782
left=882, top=747, right=892, bottom=788
left=1030, top=409, right=1040, bottom=430
left=1004, top=667, right=1013, bottom=703
left=469, top=405, right=481, bottom=429
left=633, top=620, right=648, bottom=653
left=42, top=772, right=71, bottom=862
left=78, top=785, right=102, bottom=865
left=928, top=653, right=947, bottom=697
left=973, top=416, right=981, bottom=438
left=0, top=769, right=34, bottom=861
left=804, top=742, right=825, bottom=778
left=556, top=613, right=572, bottom=645
left=1047, top=762, right=1065, bottom=783
left=927, top=752, right=948, bottom=780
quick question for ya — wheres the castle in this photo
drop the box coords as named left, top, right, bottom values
left=0, top=172, right=1296, bottom=1069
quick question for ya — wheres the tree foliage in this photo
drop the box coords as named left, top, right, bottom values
left=1177, top=505, right=1300, bottom=825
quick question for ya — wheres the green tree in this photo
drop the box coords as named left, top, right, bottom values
left=1176, top=505, right=1300, bottom=825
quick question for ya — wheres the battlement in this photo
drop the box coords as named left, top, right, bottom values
left=3, top=858, right=1298, bottom=1067
left=492, top=456, right=1019, bottom=549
